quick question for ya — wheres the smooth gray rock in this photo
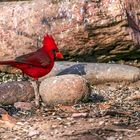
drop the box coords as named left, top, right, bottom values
left=40, top=62, right=140, bottom=84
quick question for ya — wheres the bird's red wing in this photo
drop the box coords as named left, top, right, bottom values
left=15, top=48, right=51, bottom=67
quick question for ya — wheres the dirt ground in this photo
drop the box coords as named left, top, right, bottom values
left=0, top=81, right=140, bottom=140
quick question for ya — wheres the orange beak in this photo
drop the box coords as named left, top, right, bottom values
left=55, top=52, right=63, bottom=59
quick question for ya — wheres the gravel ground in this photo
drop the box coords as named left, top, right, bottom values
left=0, top=80, right=140, bottom=140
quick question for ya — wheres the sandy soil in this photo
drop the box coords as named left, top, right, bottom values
left=0, top=81, right=140, bottom=140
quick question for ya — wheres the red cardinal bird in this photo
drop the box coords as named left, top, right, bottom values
left=0, top=34, right=63, bottom=106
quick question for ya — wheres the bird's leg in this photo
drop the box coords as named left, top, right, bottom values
left=22, top=73, right=29, bottom=81
left=30, top=80, right=40, bottom=107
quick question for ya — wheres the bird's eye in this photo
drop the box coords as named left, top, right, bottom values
left=52, top=49, right=56, bottom=54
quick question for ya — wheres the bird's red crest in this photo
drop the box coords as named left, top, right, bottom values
left=43, top=34, right=63, bottom=59
left=43, top=34, right=59, bottom=52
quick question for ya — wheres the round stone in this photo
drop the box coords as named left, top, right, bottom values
left=39, top=74, right=90, bottom=106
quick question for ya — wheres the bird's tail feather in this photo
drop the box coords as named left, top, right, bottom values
left=0, top=61, right=17, bottom=66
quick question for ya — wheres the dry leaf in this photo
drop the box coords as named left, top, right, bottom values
left=98, top=103, right=111, bottom=111
left=0, top=114, right=16, bottom=129
left=1, top=114, right=17, bottom=123
left=72, top=112, right=88, bottom=118
left=57, top=105, right=78, bottom=113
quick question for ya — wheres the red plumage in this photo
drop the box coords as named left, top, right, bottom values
left=0, top=34, right=63, bottom=80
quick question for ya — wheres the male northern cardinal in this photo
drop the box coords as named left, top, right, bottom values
left=0, top=34, right=63, bottom=106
